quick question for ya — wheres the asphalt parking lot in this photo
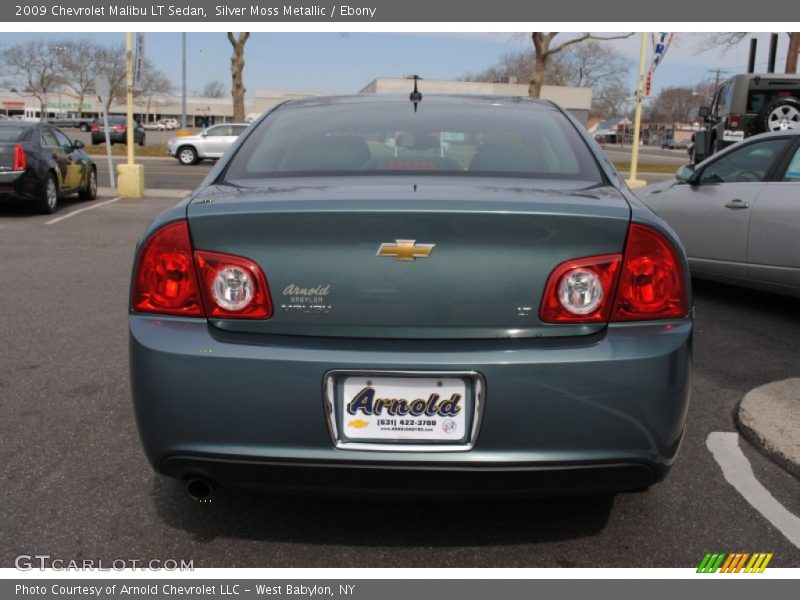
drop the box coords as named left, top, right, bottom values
left=1, top=166, right=798, bottom=568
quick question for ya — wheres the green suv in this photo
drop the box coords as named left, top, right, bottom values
left=693, top=73, right=800, bottom=163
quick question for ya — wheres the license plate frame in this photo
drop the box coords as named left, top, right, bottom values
left=323, top=370, right=485, bottom=452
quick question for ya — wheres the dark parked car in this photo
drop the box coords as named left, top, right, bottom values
left=0, top=121, right=97, bottom=213
left=130, top=94, right=692, bottom=501
left=91, top=116, right=145, bottom=146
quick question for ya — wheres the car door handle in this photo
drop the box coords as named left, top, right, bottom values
left=724, top=199, right=750, bottom=209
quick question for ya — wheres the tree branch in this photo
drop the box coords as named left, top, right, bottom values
left=549, top=32, right=633, bottom=55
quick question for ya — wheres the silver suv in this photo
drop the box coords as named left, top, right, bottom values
left=166, top=123, right=249, bottom=165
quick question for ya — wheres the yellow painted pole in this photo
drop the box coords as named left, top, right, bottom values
left=627, top=32, right=648, bottom=189
left=116, top=32, right=144, bottom=197
left=126, top=32, right=134, bottom=165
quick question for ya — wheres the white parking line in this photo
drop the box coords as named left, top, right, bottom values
left=707, top=432, right=800, bottom=548
left=45, top=197, right=120, bottom=226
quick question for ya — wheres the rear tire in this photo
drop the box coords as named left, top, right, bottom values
left=78, top=167, right=97, bottom=201
left=37, top=174, right=58, bottom=214
left=79, top=123, right=90, bottom=132
left=177, top=146, right=198, bottom=165
left=139, top=134, right=145, bottom=147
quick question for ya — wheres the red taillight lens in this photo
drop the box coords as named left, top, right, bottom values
left=131, top=220, right=273, bottom=319
left=611, top=223, right=689, bottom=321
left=728, top=114, right=741, bottom=129
left=132, top=221, right=203, bottom=316
left=13, top=144, right=26, bottom=171
left=540, top=223, right=689, bottom=324
left=195, top=250, right=273, bottom=319
left=540, top=254, right=621, bottom=323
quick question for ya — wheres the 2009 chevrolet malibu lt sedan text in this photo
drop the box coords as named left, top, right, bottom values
left=129, top=94, right=692, bottom=501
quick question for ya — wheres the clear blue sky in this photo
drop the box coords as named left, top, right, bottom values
left=0, top=32, right=794, bottom=97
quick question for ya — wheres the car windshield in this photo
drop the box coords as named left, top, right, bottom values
left=0, top=127, right=26, bottom=142
left=223, top=99, right=603, bottom=182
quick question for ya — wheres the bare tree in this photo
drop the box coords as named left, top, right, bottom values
left=136, top=59, right=173, bottom=123
left=227, top=33, right=249, bottom=122
left=94, top=43, right=127, bottom=114
left=460, top=41, right=630, bottom=118
left=56, top=38, right=99, bottom=118
left=202, top=79, right=226, bottom=98
left=528, top=33, right=633, bottom=98
left=646, top=86, right=699, bottom=123
left=702, top=32, right=800, bottom=74
left=592, top=80, right=632, bottom=119
left=0, top=39, right=63, bottom=118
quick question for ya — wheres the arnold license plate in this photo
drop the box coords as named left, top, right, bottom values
left=340, top=376, right=468, bottom=443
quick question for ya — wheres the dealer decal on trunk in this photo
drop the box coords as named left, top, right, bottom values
left=280, top=283, right=332, bottom=315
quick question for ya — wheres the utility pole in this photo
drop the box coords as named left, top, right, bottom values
left=708, top=68, right=730, bottom=89
left=181, top=33, right=187, bottom=129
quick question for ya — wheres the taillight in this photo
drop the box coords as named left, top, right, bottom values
left=541, top=223, right=689, bottom=324
left=195, top=250, right=273, bottom=319
left=728, top=114, right=741, bottom=129
left=132, top=221, right=203, bottom=316
left=610, top=223, right=689, bottom=321
left=114, top=125, right=126, bottom=132
left=131, top=220, right=273, bottom=320
left=539, top=255, right=621, bottom=323
left=13, top=144, right=26, bottom=171
left=91, top=124, right=99, bottom=132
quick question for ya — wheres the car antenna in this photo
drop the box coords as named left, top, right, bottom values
left=409, top=75, right=422, bottom=112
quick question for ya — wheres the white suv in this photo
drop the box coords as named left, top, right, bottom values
left=166, top=123, right=249, bottom=165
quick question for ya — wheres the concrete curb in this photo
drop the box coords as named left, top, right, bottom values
left=737, top=378, right=800, bottom=479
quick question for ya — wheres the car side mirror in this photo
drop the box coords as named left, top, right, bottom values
left=698, top=106, right=711, bottom=120
left=72, top=139, right=84, bottom=150
left=675, top=164, right=697, bottom=185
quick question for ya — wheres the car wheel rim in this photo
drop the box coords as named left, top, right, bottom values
left=767, top=105, right=800, bottom=130
left=180, top=150, right=194, bottom=163
left=47, top=180, right=57, bottom=208
left=90, top=171, right=97, bottom=196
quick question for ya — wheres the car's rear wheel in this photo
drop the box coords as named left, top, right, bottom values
left=178, top=146, right=198, bottom=165
left=79, top=123, right=90, bottom=132
left=37, top=174, right=58, bottom=214
left=758, top=97, right=800, bottom=132
left=139, top=134, right=145, bottom=147
left=79, top=167, right=97, bottom=201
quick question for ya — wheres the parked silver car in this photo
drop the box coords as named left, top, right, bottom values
left=638, top=130, right=800, bottom=298
left=166, top=123, right=249, bottom=165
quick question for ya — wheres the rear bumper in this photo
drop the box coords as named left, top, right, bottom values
left=161, top=455, right=657, bottom=498
left=0, top=170, right=39, bottom=201
left=130, top=316, right=692, bottom=495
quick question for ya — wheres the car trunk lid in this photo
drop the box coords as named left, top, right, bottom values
left=186, top=177, right=631, bottom=339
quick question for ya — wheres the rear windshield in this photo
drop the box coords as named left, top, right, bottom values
left=747, top=89, right=800, bottom=113
left=0, top=127, right=26, bottom=142
left=223, top=100, right=603, bottom=182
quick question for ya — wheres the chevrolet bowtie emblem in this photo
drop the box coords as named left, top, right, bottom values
left=376, top=240, right=436, bottom=261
